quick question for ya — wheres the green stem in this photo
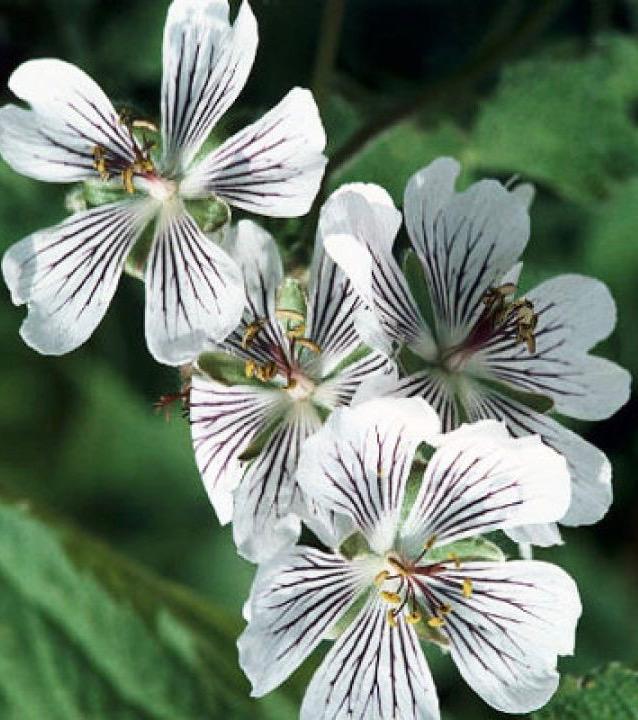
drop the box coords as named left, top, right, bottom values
left=311, top=0, right=347, bottom=112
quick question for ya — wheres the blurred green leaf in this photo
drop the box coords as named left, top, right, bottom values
left=473, top=36, right=638, bottom=204
left=0, top=492, right=295, bottom=720
left=532, top=664, right=638, bottom=719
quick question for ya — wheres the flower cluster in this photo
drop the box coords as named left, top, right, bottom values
left=0, top=1, right=630, bottom=718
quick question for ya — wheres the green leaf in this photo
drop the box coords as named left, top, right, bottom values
left=473, top=36, right=638, bottom=205
left=532, top=664, right=638, bottom=720
left=0, top=492, right=295, bottom=720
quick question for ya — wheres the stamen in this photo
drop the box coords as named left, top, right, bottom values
left=387, top=557, right=409, bottom=577
left=245, top=360, right=256, bottom=378
left=275, top=309, right=305, bottom=325
left=462, top=578, right=473, bottom=598
left=427, top=616, right=445, bottom=629
left=447, top=552, right=462, bottom=569
left=439, top=603, right=452, bottom=616
left=424, top=534, right=437, bottom=551
left=380, top=591, right=402, bottom=605
left=92, top=145, right=110, bottom=181
left=242, top=320, right=265, bottom=349
left=254, top=362, right=277, bottom=382
left=406, top=610, right=422, bottom=625
left=374, top=570, right=390, bottom=587
left=386, top=610, right=398, bottom=628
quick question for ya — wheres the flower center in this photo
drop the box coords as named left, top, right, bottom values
left=374, top=536, right=474, bottom=630
left=241, top=311, right=322, bottom=397
left=442, top=283, right=538, bottom=373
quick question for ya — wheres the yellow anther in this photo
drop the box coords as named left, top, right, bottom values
left=406, top=610, right=422, bottom=625
left=447, top=552, right=462, bottom=569
left=427, top=616, right=445, bottom=629
left=285, top=377, right=298, bottom=391
left=424, top=534, right=437, bottom=551
left=122, top=166, right=135, bottom=194
left=386, top=610, right=398, bottom=628
left=374, top=570, right=390, bottom=587
left=462, top=578, right=474, bottom=599
left=439, top=603, right=453, bottom=616
left=380, top=591, right=402, bottom=606
left=132, top=119, right=159, bottom=132
left=295, top=338, right=322, bottom=354
left=255, top=362, right=277, bottom=382
left=92, top=145, right=110, bottom=181
left=242, top=320, right=265, bottom=349
left=245, top=360, right=256, bottom=378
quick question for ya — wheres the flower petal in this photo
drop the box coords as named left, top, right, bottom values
left=403, top=157, right=530, bottom=344
left=301, top=597, right=440, bottom=720
left=239, top=546, right=364, bottom=697
left=217, top=220, right=289, bottom=367
left=189, top=374, right=286, bottom=524
left=417, top=561, right=580, bottom=714
left=144, top=204, right=244, bottom=365
left=297, top=398, right=440, bottom=554
left=323, top=184, right=431, bottom=349
left=2, top=200, right=151, bottom=354
left=400, top=420, right=571, bottom=554
left=476, top=274, right=630, bottom=421
left=181, top=87, right=327, bottom=217
left=232, top=402, right=322, bottom=562
left=0, top=59, right=136, bottom=182
left=160, top=0, right=258, bottom=171
left=465, top=386, right=612, bottom=530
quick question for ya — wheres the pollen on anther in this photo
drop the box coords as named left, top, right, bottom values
left=245, top=359, right=256, bottom=378
left=447, top=552, right=462, bottom=569
left=462, top=578, right=474, bottom=598
left=427, top=616, right=445, bottom=629
left=386, top=610, right=398, bottom=628
left=374, top=570, right=390, bottom=587
left=380, top=591, right=402, bottom=605
left=406, top=611, right=422, bottom=625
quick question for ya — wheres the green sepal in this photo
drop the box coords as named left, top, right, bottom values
left=125, top=221, right=156, bottom=280
left=476, top=375, right=555, bottom=415
left=338, top=531, right=371, bottom=560
left=82, top=178, right=129, bottom=207
left=425, top=536, right=506, bottom=565
left=185, top=197, right=231, bottom=233
left=238, top=413, right=285, bottom=462
left=197, top=351, right=273, bottom=389
left=276, top=278, right=307, bottom=325
left=323, top=344, right=373, bottom=382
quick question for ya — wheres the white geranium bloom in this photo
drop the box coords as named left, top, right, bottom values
left=189, top=190, right=396, bottom=562
left=239, top=399, right=581, bottom=719
left=0, top=0, right=327, bottom=365
left=323, top=161, right=631, bottom=545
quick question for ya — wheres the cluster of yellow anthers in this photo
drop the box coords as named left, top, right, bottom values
left=92, top=112, right=157, bottom=194
left=483, top=283, right=539, bottom=354
left=241, top=310, right=321, bottom=388
left=375, top=535, right=474, bottom=630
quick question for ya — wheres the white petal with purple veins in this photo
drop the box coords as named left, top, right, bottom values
left=161, top=0, right=258, bottom=171
left=2, top=200, right=153, bottom=355
left=0, top=59, right=136, bottom=182
left=232, top=402, right=322, bottom=562
left=239, top=546, right=365, bottom=696
left=297, top=398, right=440, bottom=554
left=400, top=420, right=570, bottom=554
left=418, top=561, right=580, bottom=713
left=301, top=597, right=440, bottom=720
left=144, top=202, right=244, bottom=365
left=189, top=374, right=286, bottom=523
left=181, top=87, right=327, bottom=217
left=404, top=157, right=530, bottom=344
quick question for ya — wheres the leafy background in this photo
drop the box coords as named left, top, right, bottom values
left=0, top=0, right=637, bottom=717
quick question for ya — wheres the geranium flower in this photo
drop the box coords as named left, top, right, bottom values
left=189, top=189, right=396, bottom=561
left=0, top=0, right=327, bottom=365
left=239, top=398, right=581, bottom=719
left=323, top=161, right=630, bottom=544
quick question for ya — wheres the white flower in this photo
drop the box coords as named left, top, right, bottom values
left=239, top=398, right=582, bottom=719
left=0, top=0, right=327, bottom=365
left=322, top=161, right=631, bottom=545
left=189, top=190, right=396, bottom=562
